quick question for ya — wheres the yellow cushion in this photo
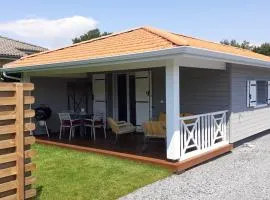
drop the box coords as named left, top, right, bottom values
left=158, top=112, right=166, bottom=122
left=143, top=121, right=166, bottom=138
left=183, top=113, right=193, bottom=117
left=157, top=112, right=194, bottom=121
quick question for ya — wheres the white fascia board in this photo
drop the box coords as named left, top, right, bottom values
left=1, top=47, right=181, bottom=73
left=2, top=46, right=270, bottom=73
left=183, top=47, right=270, bottom=69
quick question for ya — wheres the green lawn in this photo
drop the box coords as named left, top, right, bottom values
left=32, top=144, right=171, bottom=200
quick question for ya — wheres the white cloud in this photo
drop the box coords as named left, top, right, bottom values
left=0, top=16, right=98, bottom=49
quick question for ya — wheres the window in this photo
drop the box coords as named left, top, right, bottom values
left=247, top=80, right=270, bottom=107
left=257, top=81, right=268, bottom=105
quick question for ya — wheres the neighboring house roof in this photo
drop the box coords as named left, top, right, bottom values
left=4, top=26, right=270, bottom=69
left=0, top=36, right=47, bottom=59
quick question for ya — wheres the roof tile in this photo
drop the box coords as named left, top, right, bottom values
left=4, top=26, right=270, bottom=68
left=0, top=36, right=47, bottom=58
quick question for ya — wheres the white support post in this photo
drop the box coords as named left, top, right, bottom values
left=166, top=60, right=180, bottom=160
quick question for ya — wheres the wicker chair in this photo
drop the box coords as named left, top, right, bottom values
left=142, top=112, right=194, bottom=151
left=107, top=117, right=136, bottom=141
left=143, top=112, right=166, bottom=139
left=143, top=112, right=194, bottom=139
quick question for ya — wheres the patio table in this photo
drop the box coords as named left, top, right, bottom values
left=70, top=113, right=92, bottom=136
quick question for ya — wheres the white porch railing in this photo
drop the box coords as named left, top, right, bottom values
left=179, top=110, right=228, bottom=160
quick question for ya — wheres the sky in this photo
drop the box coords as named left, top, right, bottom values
left=0, top=0, right=269, bottom=49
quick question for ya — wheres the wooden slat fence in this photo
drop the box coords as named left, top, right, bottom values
left=0, top=83, right=36, bottom=200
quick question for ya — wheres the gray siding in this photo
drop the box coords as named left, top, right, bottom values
left=151, top=67, right=166, bottom=119
left=32, top=77, right=93, bottom=132
left=32, top=77, right=70, bottom=132
left=151, top=67, right=230, bottom=117
left=230, top=64, right=270, bottom=142
left=180, top=68, right=230, bottom=114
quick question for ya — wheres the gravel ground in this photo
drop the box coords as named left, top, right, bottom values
left=120, top=134, right=270, bottom=200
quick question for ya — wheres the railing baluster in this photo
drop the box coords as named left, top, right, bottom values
left=223, top=113, right=226, bottom=141
left=205, top=115, right=207, bottom=148
left=209, top=115, right=211, bottom=146
left=179, top=120, right=182, bottom=157
left=204, top=116, right=206, bottom=150
left=211, top=115, right=216, bottom=145
left=206, top=115, right=209, bottom=148
left=184, top=122, right=187, bottom=153
left=182, top=120, right=186, bottom=154
left=196, top=118, right=198, bottom=150
left=206, top=115, right=208, bottom=148
left=198, top=117, right=201, bottom=150
left=184, top=121, right=187, bottom=154
left=204, top=116, right=206, bottom=149
left=202, top=116, right=204, bottom=149
left=205, top=115, right=207, bottom=149
left=181, top=121, right=184, bottom=157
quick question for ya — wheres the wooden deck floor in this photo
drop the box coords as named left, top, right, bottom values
left=36, top=130, right=233, bottom=172
left=36, top=131, right=166, bottom=159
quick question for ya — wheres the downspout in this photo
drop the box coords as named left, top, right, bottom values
left=2, top=71, right=21, bottom=81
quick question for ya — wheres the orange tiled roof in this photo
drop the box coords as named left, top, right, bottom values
left=4, top=26, right=270, bottom=68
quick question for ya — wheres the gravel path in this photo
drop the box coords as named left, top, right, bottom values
left=120, top=134, right=270, bottom=200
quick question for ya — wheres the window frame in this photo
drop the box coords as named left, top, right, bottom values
left=256, top=80, right=268, bottom=106
left=247, top=80, right=270, bottom=108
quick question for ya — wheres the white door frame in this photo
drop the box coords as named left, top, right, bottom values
left=112, top=72, right=130, bottom=121
left=149, top=71, right=153, bottom=120
left=126, top=74, right=130, bottom=122
left=112, top=70, right=152, bottom=124
left=92, top=73, right=106, bottom=118
left=112, top=73, right=118, bottom=119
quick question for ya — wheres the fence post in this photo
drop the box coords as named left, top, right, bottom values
left=15, top=83, right=25, bottom=200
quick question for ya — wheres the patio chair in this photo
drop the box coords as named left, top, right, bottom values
left=84, top=113, right=106, bottom=140
left=142, top=112, right=194, bottom=151
left=143, top=112, right=166, bottom=139
left=143, top=112, right=194, bottom=139
left=58, top=113, right=81, bottom=140
left=107, top=117, right=136, bottom=142
left=36, top=120, right=50, bottom=137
